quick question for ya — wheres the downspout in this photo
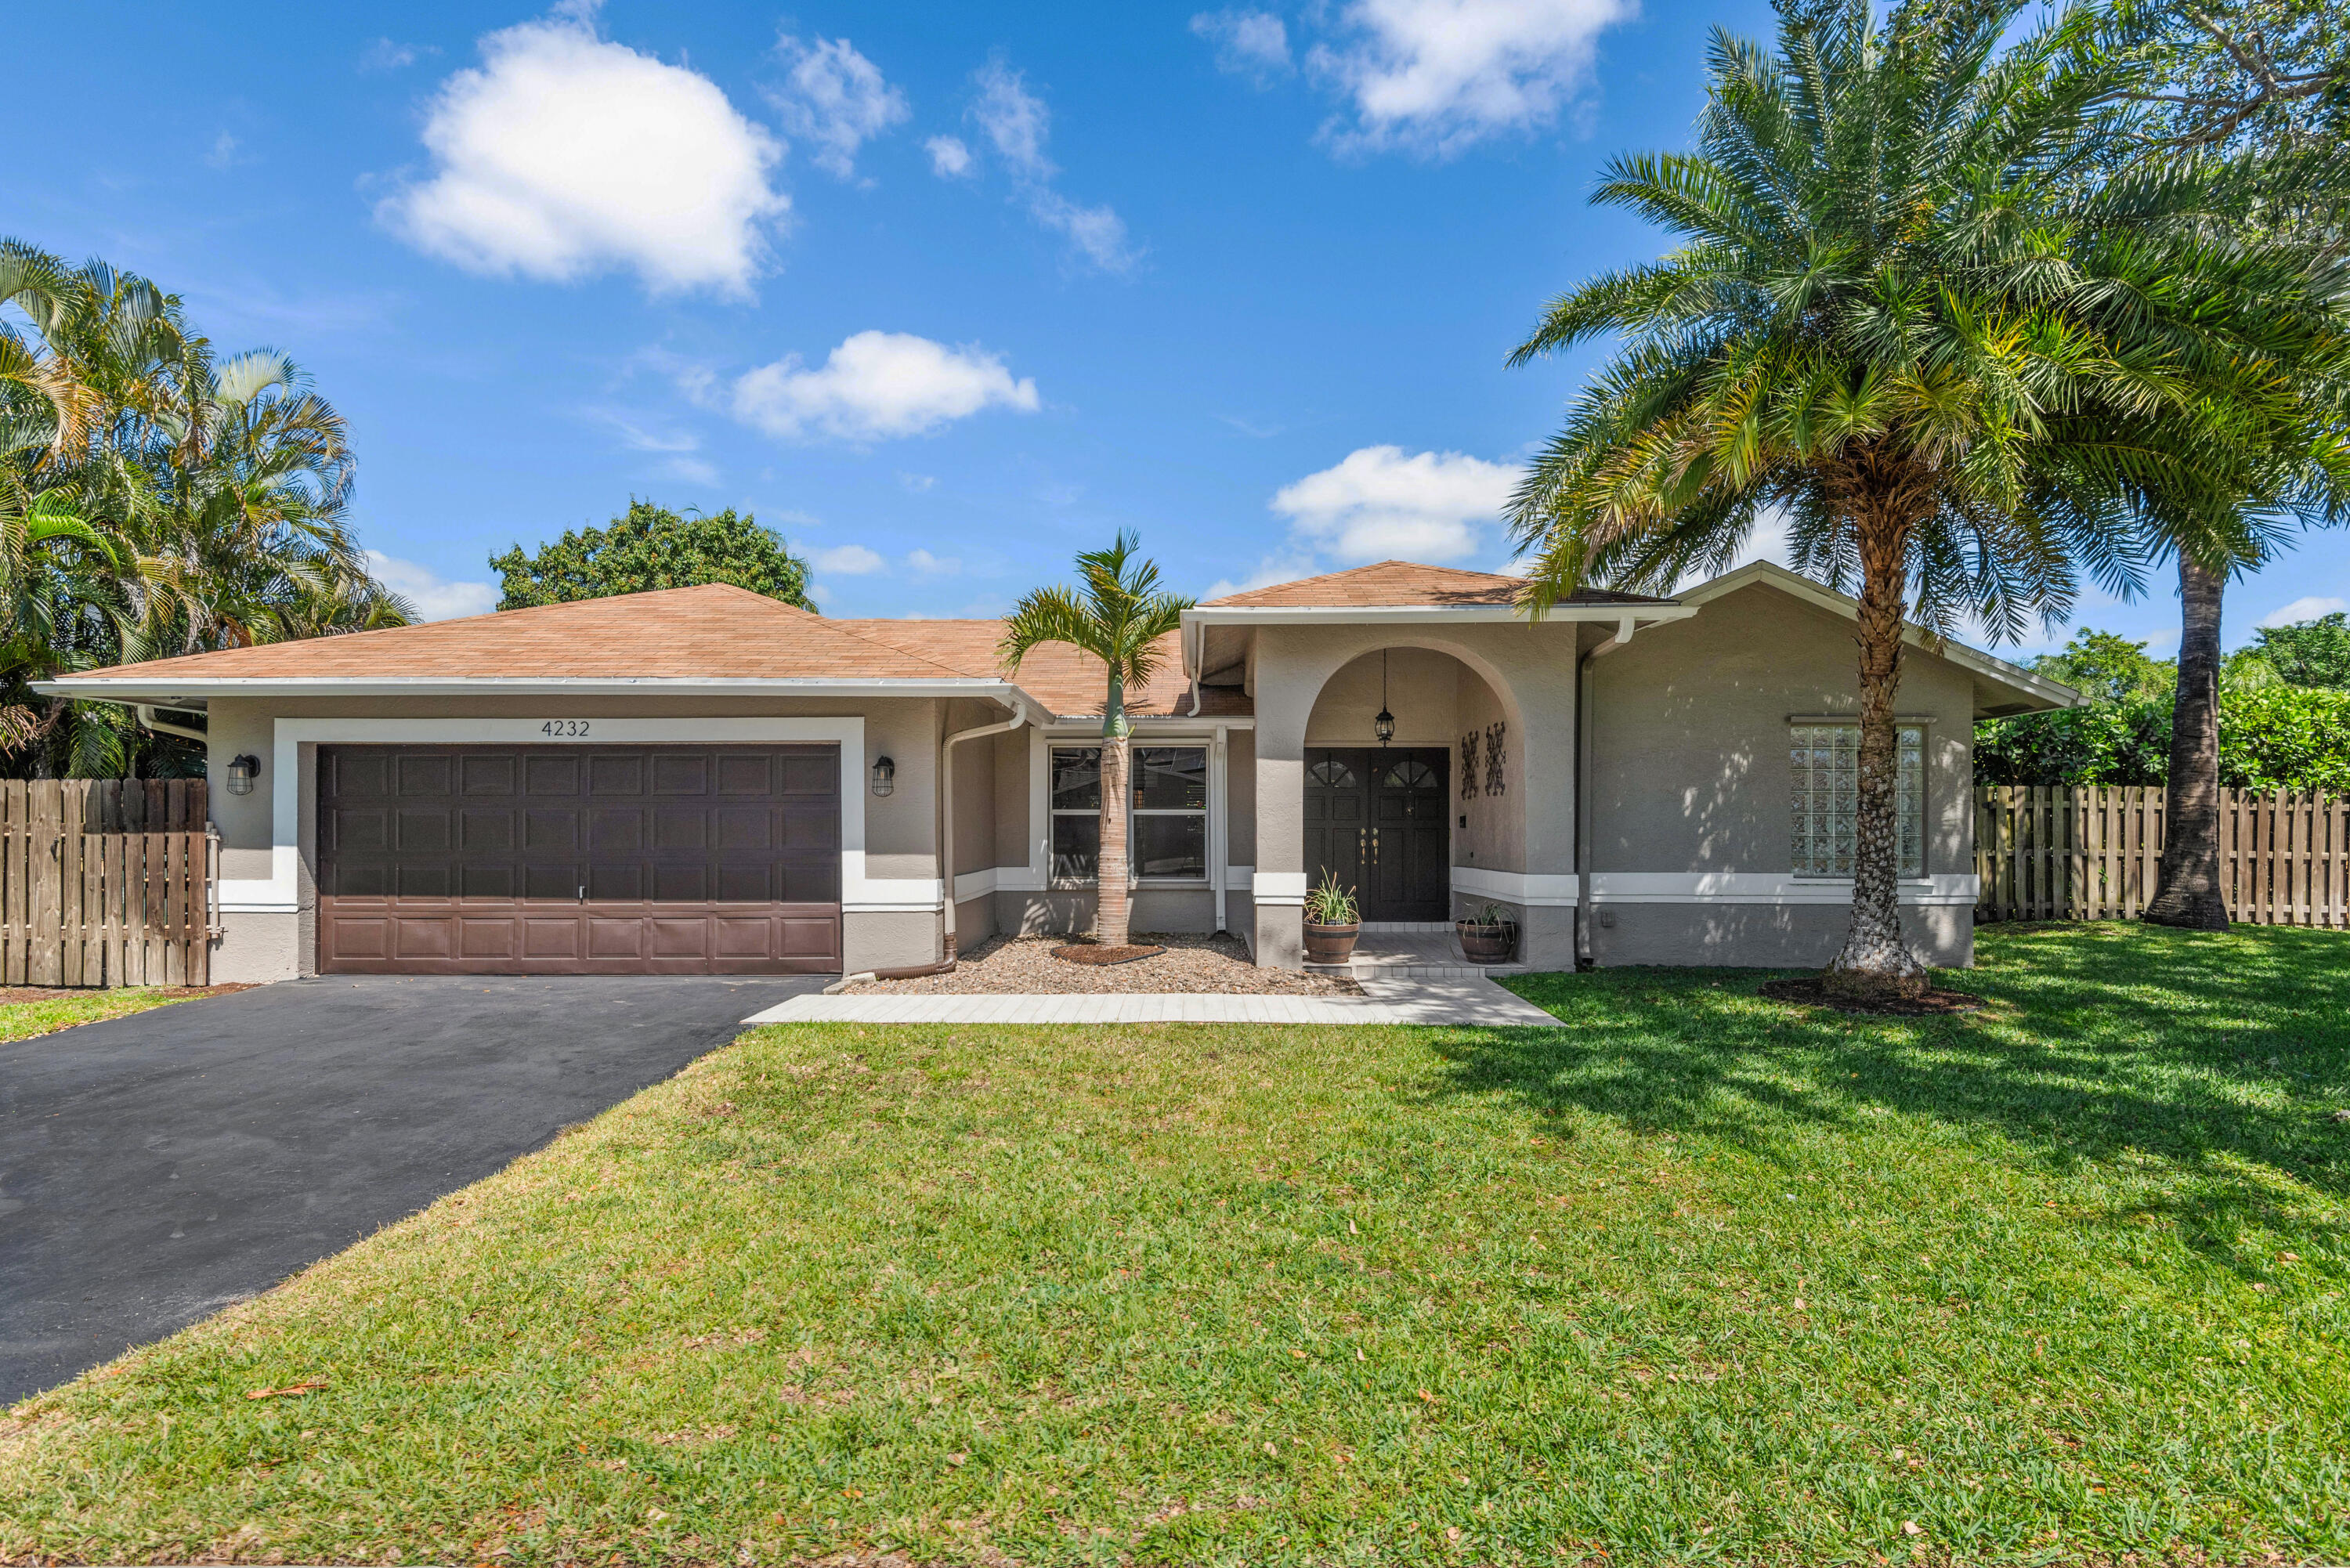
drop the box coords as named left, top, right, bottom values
left=1574, top=645, right=1596, bottom=968
left=135, top=705, right=209, bottom=745
left=826, top=696, right=1029, bottom=992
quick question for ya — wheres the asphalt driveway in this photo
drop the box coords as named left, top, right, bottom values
left=0, top=973, right=826, bottom=1405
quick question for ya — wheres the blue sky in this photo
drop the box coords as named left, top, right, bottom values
left=12, top=0, right=2345, bottom=654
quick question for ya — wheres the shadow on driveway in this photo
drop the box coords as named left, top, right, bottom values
left=0, top=973, right=825, bottom=1404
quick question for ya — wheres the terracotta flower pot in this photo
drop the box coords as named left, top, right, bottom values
left=1455, top=920, right=1518, bottom=964
left=1303, top=919, right=1361, bottom=964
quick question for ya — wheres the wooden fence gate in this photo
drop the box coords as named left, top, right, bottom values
left=1974, top=785, right=2350, bottom=927
left=0, top=779, right=215, bottom=987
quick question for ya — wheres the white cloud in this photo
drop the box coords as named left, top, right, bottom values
left=1204, top=555, right=1318, bottom=600
left=768, top=34, right=909, bottom=179
left=961, top=59, right=1138, bottom=272
left=367, top=551, right=500, bottom=622
left=1271, top=445, right=1518, bottom=562
left=924, top=134, right=974, bottom=177
left=381, top=9, right=786, bottom=296
left=2258, top=594, right=2348, bottom=628
left=660, top=455, right=720, bottom=486
left=204, top=132, right=241, bottom=170
left=730, top=331, right=1039, bottom=443
left=898, top=471, right=938, bottom=491
left=1192, top=10, right=1293, bottom=81
left=588, top=409, right=700, bottom=453
left=806, top=581, right=834, bottom=605
left=809, top=544, right=887, bottom=574
left=1298, top=0, right=1635, bottom=157
left=360, top=38, right=427, bottom=72
left=907, top=549, right=961, bottom=575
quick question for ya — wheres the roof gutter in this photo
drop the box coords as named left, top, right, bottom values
left=1180, top=604, right=1694, bottom=629
left=35, top=675, right=1058, bottom=715
left=135, top=704, right=209, bottom=745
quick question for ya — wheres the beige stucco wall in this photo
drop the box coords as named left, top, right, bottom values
left=1584, top=580, right=1976, bottom=968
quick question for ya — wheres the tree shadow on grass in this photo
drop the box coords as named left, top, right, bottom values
left=1423, top=924, right=2350, bottom=1274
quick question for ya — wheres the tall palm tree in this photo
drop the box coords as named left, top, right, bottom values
left=1, top=240, right=412, bottom=774
left=1503, top=0, right=2301, bottom=998
left=999, top=533, right=1191, bottom=948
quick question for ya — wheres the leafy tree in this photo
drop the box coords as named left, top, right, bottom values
left=2250, top=609, right=2350, bottom=687
left=2107, top=0, right=2348, bottom=154
left=2029, top=629, right=2178, bottom=703
left=491, top=503, right=814, bottom=612
left=997, top=533, right=1191, bottom=950
left=1502, top=0, right=2277, bottom=998
left=1977, top=685, right=2350, bottom=789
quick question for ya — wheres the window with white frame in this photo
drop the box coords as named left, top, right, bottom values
left=1789, top=723, right=1925, bottom=877
left=1048, top=742, right=1209, bottom=883
left=1131, top=746, right=1206, bottom=879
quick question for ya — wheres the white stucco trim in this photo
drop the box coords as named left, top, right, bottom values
left=956, top=865, right=1046, bottom=901
left=219, top=716, right=878, bottom=915
left=1450, top=867, right=1581, bottom=906
left=1184, top=605, right=1692, bottom=630
left=1589, top=872, right=1979, bottom=905
left=1253, top=870, right=1308, bottom=905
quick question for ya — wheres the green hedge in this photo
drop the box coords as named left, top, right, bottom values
left=1975, top=686, right=2350, bottom=792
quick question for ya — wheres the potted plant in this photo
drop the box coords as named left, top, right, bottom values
left=1455, top=902, right=1519, bottom=964
left=1302, top=870, right=1361, bottom=964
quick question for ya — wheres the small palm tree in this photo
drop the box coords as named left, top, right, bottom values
left=1000, top=533, right=1191, bottom=948
left=1505, top=0, right=2311, bottom=999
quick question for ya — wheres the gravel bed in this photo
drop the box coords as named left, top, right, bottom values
left=850, top=933, right=1363, bottom=995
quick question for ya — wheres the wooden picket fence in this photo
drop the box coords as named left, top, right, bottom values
left=1974, top=785, right=2350, bottom=927
left=0, top=779, right=216, bottom=987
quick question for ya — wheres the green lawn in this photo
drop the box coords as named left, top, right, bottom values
left=0, top=986, right=210, bottom=1043
left=3, top=925, right=2345, bottom=1566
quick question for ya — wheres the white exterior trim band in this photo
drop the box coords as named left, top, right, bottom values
left=1589, top=872, right=1979, bottom=905
left=1449, top=867, right=1581, bottom=906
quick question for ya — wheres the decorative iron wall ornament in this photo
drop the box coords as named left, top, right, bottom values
left=1459, top=733, right=1480, bottom=800
left=1483, top=722, right=1508, bottom=797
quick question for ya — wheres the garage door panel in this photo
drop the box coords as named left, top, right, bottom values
left=320, top=742, right=841, bottom=975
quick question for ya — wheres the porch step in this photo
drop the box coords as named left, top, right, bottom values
left=1309, top=959, right=1529, bottom=980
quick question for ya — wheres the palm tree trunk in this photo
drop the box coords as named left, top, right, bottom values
left=2145, top=554, right=2230, bottom=930
left=1826, top=513, right=1932, bottom=999
left=1097, top=674, right=1133, bottom=947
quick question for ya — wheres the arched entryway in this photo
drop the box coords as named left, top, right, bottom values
left=1300, top=645, right=1525, bottom=923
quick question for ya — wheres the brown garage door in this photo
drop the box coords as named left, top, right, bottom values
left=318, top=744, right=841, bottom=974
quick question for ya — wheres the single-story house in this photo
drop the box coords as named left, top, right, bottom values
left=38, top=558, right=2073, bottom=984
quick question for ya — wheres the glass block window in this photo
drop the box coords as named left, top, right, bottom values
left=1789, top=723, right=1925, bottom=877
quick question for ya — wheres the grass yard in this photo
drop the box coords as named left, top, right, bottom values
left=3, top=925, right=2346, bottom=1566
left=0, top=985, right=215, bottom=1043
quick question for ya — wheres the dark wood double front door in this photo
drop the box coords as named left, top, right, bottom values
left=1303, top=747, right=1448, bottom=921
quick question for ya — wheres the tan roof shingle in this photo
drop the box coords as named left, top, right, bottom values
left=1203, top=559, right=1668, bottom=609
left=70, top=583, right=978, bottom=683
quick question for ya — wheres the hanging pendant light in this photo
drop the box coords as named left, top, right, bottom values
left=1374, top=648, right=1395, bottom=745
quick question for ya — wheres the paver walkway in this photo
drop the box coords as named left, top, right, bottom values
left=743, top=975, right=1558, bottom=1028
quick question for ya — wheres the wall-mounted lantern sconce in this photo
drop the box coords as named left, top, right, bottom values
left=225, top=753, right=261, bottom=796
left=870, top=755, right=895, bottom=797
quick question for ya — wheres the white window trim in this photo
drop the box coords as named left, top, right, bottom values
left=1787, top=715, right=1932, bottom=880
left=220, top=716, right=898, bottom=913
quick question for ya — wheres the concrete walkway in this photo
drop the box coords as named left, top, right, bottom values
left=742, top=974, right=1559, bottom=1028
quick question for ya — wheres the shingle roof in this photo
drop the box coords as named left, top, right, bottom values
left=67, top=583, right=978, bottom=683
left=837, top=622, right=1238, bottom=717
left=60, top=586, right=1249, bottom=719
left=1202, top=559, right=1668, bottom=609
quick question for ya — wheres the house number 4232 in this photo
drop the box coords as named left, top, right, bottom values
left=539, top=720, right=591, bottom=737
